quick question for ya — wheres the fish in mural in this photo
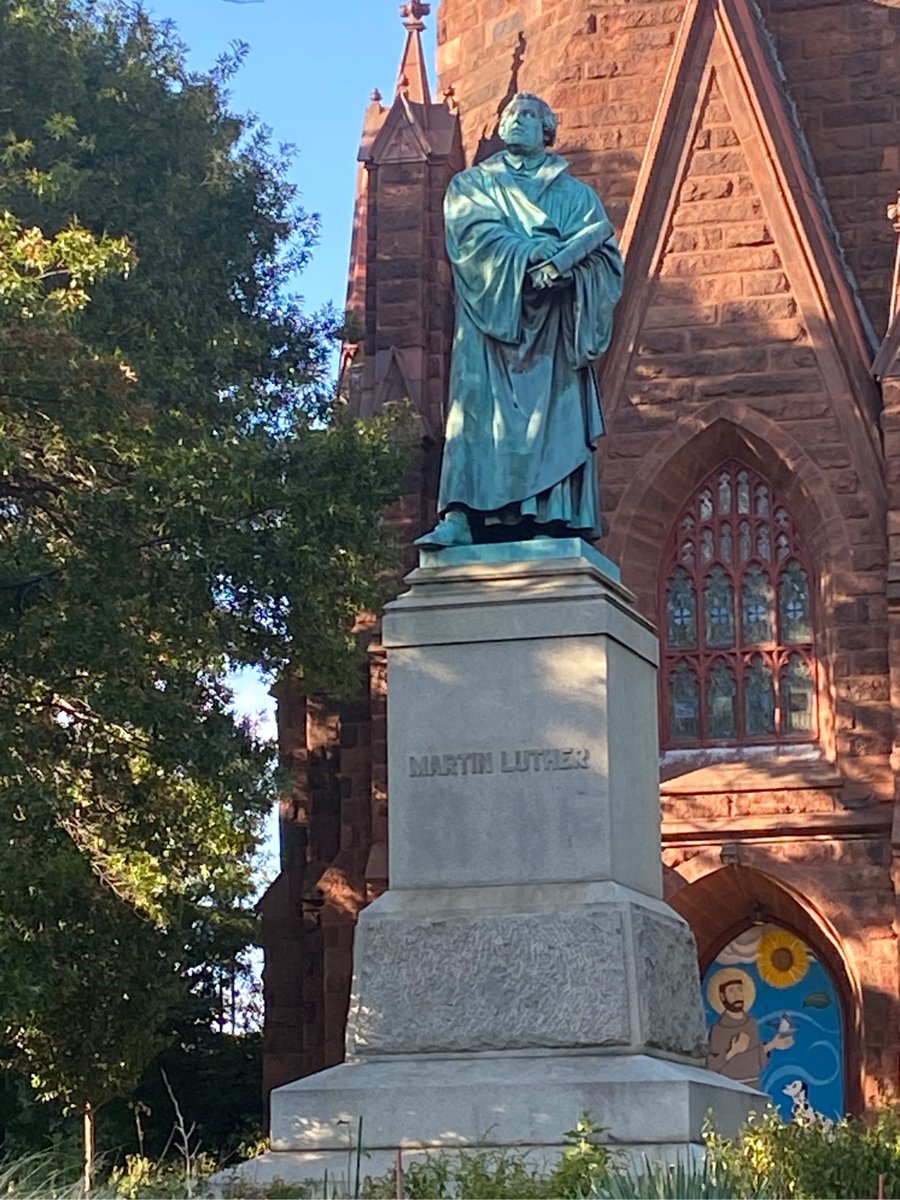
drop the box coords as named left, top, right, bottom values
left=802, top=992, right=832, bottom=1009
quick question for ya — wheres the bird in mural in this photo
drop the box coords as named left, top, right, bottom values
left=765, top=1013, right=797, bottom=1038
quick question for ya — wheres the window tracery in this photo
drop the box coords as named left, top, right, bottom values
left=661, top=462, right=817, bottom=747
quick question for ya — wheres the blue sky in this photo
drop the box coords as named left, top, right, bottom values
left=150, top=3, right=439, bottom=802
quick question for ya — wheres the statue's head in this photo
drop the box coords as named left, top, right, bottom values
left=498, top=93, right=558, bottom=151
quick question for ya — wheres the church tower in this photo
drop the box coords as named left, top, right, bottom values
left=263, top=0, right=900, bottom=1118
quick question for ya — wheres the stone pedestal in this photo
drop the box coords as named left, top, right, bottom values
left=243, top=541, right=762, bottom=1188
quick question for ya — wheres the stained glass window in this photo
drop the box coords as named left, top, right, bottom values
left=781, top=655, right=815, bottom=733
left=737, top=470, right=751, bottom=513
left=708, top=659, right=737, bottom=739
left=739, top=521, right=752, bottom=562
left=745, top=655, right=776, bottom=737
left=660, top=461, right=817, bottom=746
left=779, top=561, right=812, bottom=642
left=742, top=564, right=774, bottom=644
left=721, top=523, right=733, bottom=563
left=666, top=568, right=697, bottom=648
left=704, top=566, right=735, bottom=648
left=718, top=471, right=732, bottom=514
left=669, top=662, right=700, bottom=743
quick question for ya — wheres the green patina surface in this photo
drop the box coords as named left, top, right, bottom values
left=418, top=536, right=622, bottom=583
left=419, top=94, right=624, bottom=551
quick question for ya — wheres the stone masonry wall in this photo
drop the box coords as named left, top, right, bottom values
left=438, top=0, right=688, bottom=231
left=436, top=0, right=900, bottom=330
left=756, top=0, right=900, bottom=336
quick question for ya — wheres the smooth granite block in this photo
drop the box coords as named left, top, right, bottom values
left=266, top=1053, right=764, bottom=1155
left=382, top=545, right=662, bottom=896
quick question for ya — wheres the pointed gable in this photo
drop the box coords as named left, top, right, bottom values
left=603, top=0, right=879, bottom=457
left=369, top=97, right=433, bottom=164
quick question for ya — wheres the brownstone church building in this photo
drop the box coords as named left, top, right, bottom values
left=262, top=0, right=900, bottom=1122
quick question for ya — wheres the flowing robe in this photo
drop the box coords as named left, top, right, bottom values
left=438, top=151, right=624, bottom=535
left=707, top=1012, right=768, bottom=1087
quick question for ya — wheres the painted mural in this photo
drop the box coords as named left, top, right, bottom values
left=701, top=924, right=844, bottom=1122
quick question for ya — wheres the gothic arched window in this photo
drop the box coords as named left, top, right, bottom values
left=661, top=463, right=817, bottom=748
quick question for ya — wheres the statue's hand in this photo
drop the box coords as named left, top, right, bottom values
left=530, top=261, right=570, bottom=291
left=528, top=237, right=564, bottom=265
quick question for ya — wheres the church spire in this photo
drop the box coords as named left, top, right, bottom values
left=396, top=2, right=432, bottom=105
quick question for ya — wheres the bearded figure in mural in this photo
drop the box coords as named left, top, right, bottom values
left=415, top=92, right=624, bottom=549
left=707, top=973, right=794, bottom=1089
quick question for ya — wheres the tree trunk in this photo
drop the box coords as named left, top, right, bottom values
left=82, top=1102, right=94, bottom=1196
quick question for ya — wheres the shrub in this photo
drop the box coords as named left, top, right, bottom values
left=704, top=1107, right=900, bottom=1199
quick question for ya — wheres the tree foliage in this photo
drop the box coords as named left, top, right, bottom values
left=0, top=0, right=407, bottom=1118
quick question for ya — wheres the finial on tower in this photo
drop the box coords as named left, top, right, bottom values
left=396, top=1, right=432, bottom=104
left=400, top=1, right=430, bottom=30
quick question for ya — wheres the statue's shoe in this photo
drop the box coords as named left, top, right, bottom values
left=413, top=512, right=474, bottom=549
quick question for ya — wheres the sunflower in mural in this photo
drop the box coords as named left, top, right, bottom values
left=758, top=926, right=810, bottom=988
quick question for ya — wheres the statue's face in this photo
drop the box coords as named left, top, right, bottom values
left=500, top=98, right=546, bottom=154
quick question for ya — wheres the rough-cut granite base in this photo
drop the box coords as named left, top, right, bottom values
left=346, top=883, right=707, bottom=1059
left=223, top=1054, right=764, bottom=1187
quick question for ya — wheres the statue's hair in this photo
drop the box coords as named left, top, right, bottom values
left=499, top=92, right=558, bottom=147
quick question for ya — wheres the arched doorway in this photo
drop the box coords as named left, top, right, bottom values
left=668, top=864, right=859, bottom=1118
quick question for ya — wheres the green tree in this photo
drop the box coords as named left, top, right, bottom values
left=0, top=0, right=406, bottom=1166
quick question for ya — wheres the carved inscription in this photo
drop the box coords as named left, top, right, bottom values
left=408, top=748, right=591, bottom=778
